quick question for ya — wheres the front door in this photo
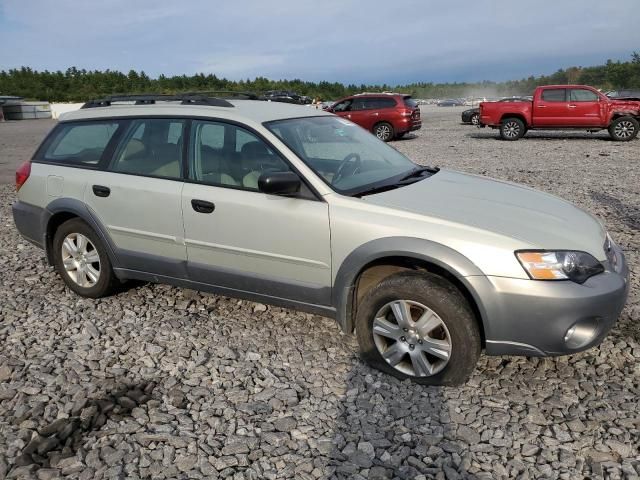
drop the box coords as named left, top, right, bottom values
left=181, top=120, right=332, bottom=306
left=567, top=88, right=603, bottom=126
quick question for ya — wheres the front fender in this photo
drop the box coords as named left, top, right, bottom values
left=332, top=236, right=486, bottom=333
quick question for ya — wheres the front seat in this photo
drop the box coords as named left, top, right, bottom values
left=240, top=141, right=270, bottom=189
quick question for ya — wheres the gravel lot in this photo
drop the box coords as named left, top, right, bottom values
left=0, top=109, right=639, bottom=480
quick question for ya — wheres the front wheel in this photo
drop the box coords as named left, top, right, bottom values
left=608, top=116, right=639, bottom=141
left=471, top=113, right=480, bottom=125
left=355, top=271, right=481, bottom=386
left=373, top=122, right=394, bottom=142
left=500, top=117, right=525, bottom=140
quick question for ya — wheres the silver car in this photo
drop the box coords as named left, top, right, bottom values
left=12, top=94, right=629, bottom=386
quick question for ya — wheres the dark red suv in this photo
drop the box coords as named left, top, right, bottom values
left=326, top=93, right=421, bottom=141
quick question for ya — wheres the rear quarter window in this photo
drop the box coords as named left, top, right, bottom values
left=39, top=121, right=120, bottom=166
left=403, top=97, right=418, bottom=108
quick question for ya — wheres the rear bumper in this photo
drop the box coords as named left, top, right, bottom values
left=397, top=118, right=422, bottom=133
left=468, top=247, right=630, bottom=356
left=12, top=201, right=46, bottom=248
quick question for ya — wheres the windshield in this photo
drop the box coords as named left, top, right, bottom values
left=265, top=116, right=417, bottom=195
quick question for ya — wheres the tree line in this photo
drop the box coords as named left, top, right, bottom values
left=1, top=53, right=639, bottom=102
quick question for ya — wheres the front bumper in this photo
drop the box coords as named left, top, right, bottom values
left=467, top=247, right=630, bottom=356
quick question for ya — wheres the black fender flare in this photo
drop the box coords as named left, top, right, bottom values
left=332, top=237, right=487, bottom=334
left=43, top=198, right=120, bottom=268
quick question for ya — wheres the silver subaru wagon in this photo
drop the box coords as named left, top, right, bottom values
left=12, top=94, right=629, bottom=385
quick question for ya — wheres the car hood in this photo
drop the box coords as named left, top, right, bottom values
left=363, top=169, right=607, bottom=258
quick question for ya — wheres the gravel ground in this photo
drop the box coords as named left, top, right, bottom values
left=0, top=110, right=639, bottom=480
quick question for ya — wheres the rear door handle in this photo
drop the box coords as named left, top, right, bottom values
left=191, top=199, right=215, bottom=214
left=537, top=105, right=547, bottom=108
left=92, top=185, right=110, bottom=197
left=568, top=105, right=577, bottom=108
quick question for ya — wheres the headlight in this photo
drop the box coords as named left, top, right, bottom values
left=516, top=250, right=604, bottom=284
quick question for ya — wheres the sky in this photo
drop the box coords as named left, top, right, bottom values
left=1, top=0, right=639, bottom=85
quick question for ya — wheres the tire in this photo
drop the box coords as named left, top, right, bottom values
left=471, top=113, right=480, bottom=125
left=355, top=271, right=481, bottom=386
left=373, top=122, right=394, bottom=142
left=52, top=218, right=117, bottom=298
left=608, top=116, right=639, bottom=141
left=499, top=117, right=525, bottom=140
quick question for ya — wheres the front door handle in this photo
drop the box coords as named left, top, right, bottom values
left=568, top=104, right=577, bottom=108
left=92, top=185, right=110, bottom=197
left=191, top=199, right=215, bottom=214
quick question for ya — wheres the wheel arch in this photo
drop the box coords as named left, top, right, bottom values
left=43, top=198, right=120, bottom=268
left=333, top=237, right=488, bottom=343
left=499, top=113, right=527, bottom=126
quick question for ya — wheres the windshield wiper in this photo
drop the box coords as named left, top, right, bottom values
left=399, top=166, right=439, bottom=182
left=352, top=167, right=439, bottom=197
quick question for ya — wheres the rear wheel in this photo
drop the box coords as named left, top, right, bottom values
left=52, top=218, right=117, bottom=298
left=355, top=271, right=481, bottom=386
left=471, top=113, right=480, bottom=125
left=608, top=116, right=639, bottom=141
left=500, top=117, right=525, bottom=140
left=373, top=122, right=394, bottom=142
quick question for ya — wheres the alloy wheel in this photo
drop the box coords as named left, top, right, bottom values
left=471, top=114, right=479, bottom=125
left=375, top=124, right=391, bottom=141
left=503, top=121, right=520, bottom=138
left=61, top=233, right=101, bottom=287
left=615, top=120, right=635, bottom=139
left=372, top=299, right=452, bottom=377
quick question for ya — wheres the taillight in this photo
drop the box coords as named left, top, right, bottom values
left=16, top=161, right=31, bottom=191
left=399, top=109, right=413, bottom=117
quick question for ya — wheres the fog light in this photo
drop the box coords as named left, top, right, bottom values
left=564, top=318, right=600, bottom=349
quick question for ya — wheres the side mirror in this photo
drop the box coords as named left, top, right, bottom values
left=258, top=171, right=301, bottom=195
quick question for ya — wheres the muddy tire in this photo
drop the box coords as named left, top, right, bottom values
left=355, top=271, right=481, bottom=386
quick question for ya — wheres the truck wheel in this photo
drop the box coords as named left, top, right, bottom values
left=52, top=218, right=117, bottom=298
left=373, top=122, right=394, bottom=142
left=471, top=113, right=480, bottom=125
left=355, top=271, right=481, bottom=386
left=608, top=116, right=639, bottom=141
left=500, top=117, right=525, bottom=140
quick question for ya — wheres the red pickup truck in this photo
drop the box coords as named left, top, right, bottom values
left=479, top=85, right=640, bottom=141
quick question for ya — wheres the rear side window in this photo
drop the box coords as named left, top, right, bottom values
left=376, top=97, right=398, bottom=109
left=41, top=122, right=120, bottom=166
left=569, top=89, right=599, bottom=102
left=541, top=89, right=567, bottom=102
left=110, top=118, right=185, bottom=179
left=403, top=97, right=418, bottom=108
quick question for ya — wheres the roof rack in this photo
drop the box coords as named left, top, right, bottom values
left=185, top=90, right=261, bottom=100
left=81, top=93, right=235, bottom=109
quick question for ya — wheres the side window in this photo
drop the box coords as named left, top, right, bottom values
left=332, top=100, right=353, bottom=112
left=42, top=122, right=120, bottom=166
left=569, top=89, right=599, bottom=102
left=351, top=98, right=369, bottom=111
left=110, top=118, right=185, bottom=179
left=378, top=97, right=398, bottom=108
left=190, top=121, right=291, bottom=191
left=541, top=89, right=567, bottom=102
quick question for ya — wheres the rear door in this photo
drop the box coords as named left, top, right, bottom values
left=84, top=118, right=188, bottom=277
left=568, top=88, right=603, bottom=126
left=533, top=88, right=569, bottom=126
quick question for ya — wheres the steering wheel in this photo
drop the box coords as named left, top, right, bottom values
left=333, top=153, right=362, bottom=185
